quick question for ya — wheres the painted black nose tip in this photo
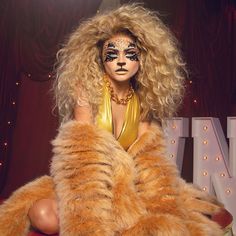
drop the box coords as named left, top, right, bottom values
left=117, top=62, right=126, bottom=66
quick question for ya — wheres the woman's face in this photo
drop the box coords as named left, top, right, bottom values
left=102, top=34, right=140, bottom=83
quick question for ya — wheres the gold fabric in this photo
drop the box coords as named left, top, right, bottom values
left=96, top=85, right=140, bottom=149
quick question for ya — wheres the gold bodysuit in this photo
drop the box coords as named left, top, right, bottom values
left=96, top=85, right=140, bottom=150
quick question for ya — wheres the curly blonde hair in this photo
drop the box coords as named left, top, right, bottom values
left=54, top=4, right=186, bottom=124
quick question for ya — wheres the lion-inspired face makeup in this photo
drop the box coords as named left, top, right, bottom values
left=103, top=37, right=140, bottom=62
left=102, top=34, right=140, bottom=83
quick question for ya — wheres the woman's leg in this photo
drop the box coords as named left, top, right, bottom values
left=28, top=199, right=59, bottom=235
left=0, top=176, right=55, bottom=236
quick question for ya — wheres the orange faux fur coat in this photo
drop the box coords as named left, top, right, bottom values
left=0, top=121, right=224, bottom=235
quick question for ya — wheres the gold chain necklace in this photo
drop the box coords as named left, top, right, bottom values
left=104, top=76, right=134, bottom=105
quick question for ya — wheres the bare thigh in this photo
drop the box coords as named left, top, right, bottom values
left=28, top=198, right=59, bottom=235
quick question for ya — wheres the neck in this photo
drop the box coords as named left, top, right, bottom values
left=104, top=75, right=134, bottom=105
left=108, top=78, right=130, bottom=99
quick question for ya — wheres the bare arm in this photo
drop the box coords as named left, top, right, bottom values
left=74, top=84, right=94, bottom=124
left=127, top=121, right=151, bottom=151
left=74, top=104, right=93, bottom=124
left=138, top=121, right=151, bottom=138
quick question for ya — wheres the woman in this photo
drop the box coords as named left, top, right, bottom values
left=0, top=4, right=224, bottom=236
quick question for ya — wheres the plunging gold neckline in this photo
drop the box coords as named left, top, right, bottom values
left=96, top=85, right=140, bottom=150
left=110, top=100, right=129, bottom=140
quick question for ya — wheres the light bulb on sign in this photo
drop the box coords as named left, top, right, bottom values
left=171, top=140, right=176, bottom=144
left=225, top=189, right=231, bottom=195
left=203, top=140, right=208, bottom=145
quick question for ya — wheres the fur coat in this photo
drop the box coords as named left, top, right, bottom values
left=0, top=121, right=224, bottom=235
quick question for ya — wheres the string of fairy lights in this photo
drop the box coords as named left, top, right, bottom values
left=0, top=72, right=53, bottom=183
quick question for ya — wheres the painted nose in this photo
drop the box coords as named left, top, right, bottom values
left=117, top=62, right=126, bottom=67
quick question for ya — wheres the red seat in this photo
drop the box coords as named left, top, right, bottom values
left=211, top=208, right=233, bottom=234
left=28, top=232, right=58, bottom=236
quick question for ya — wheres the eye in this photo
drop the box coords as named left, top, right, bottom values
left=104, top=51, right=118, bottom=62
left=125, top=51, right=139, bottom=61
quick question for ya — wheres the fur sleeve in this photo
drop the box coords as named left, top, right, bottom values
left=128, top=122, right=222, bottom=215
left=51, top=121, right=224, bottom=235
left=125, top=123, right=224, bottom=236
left=50, top=120, right=134, bottom=236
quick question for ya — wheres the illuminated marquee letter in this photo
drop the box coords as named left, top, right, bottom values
left=164, top=118, right=189, bottom=172
left=192, top=117, right=236, bottom=234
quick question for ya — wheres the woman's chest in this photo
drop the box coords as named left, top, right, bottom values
left=111, top=101, right=127, bottom=140
left=96, top=87, right=140, bottom=149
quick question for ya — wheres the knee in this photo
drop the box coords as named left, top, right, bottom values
left=28, top=199, right=59, bottom=235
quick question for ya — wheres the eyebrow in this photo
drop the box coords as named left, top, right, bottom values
left=106, top=46, right=137, bottom=51
left=105, top=48, right=119, bottom=53
left=128, top=42, right=136, bottom=48
left=124, top=47, right=137, bottom=52
left=105, top=48, right=137, bottom=54
left=105, top=42, right=137, bottom=50
left=107, top=42, right=115, bottom=48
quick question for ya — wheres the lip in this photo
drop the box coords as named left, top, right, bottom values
left=115, top=71, right=128, bottom=75
left=115, top=68, right=128, bottom=72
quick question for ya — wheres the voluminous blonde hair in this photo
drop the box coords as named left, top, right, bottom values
left=54, top=4, right=186, bottom=124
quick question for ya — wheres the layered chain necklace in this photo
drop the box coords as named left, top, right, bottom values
left=104, top=75, right=134, bottom=105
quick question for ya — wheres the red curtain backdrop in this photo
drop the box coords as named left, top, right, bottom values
left=0, top=0, right=235, bottom=197
left=0, top=0, right=102, bottom=197
left=174, top=0, right=236, bottom=123
left=172, top=0, right=236, bottom=180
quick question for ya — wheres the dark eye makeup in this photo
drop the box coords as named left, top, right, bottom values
left=104, top=50, right=139, bottom=62
left=104, top=51, right=118, bottom=62
left=125, top=51, right=139, bottom=61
